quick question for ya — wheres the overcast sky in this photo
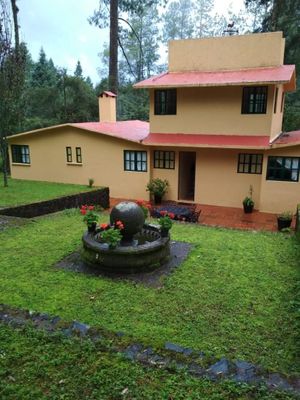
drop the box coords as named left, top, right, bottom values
left=18, top=0, right=245, bottom=85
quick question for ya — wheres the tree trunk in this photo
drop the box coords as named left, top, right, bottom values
left=109, top=0, right=118, bottom=94
left=11, top=0, right=19, bottom=52
left=0, top=137, right=8, bottom=187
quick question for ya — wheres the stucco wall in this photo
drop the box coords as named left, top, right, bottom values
left=9, top=127, right=150, bottom=200
left=169, top=32, right=285, bottom=72
left=150, top=86, right=274, bottom=136
left=259, top=146, right=300, bottom=213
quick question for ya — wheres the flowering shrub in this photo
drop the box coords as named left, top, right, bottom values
left=98, top=219, right=125, bottom=248
left=158, top=211, right=174, bottom=230
left=80, top=205, right=98, bottom=227
left=136, top=199, right=150, bottom=220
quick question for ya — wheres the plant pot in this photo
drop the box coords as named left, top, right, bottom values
left=154, top=194, right=162, bottom=205
left=160, top=228, right=169, bottom=237
left=243, top=203, right=254, bottom=214
left=277, top=217, right=292, bottom=231
left=88, top=222, right=97, bottom=233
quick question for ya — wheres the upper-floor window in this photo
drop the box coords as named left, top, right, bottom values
left=242, top=86, right=268, bottom=114
left=154, top=89, right=177, bottom=115
left=124, top=150, right=147, bottom=172
left=154, top=150, right=175, bottom=169
left=66, top=147, right=72, bottom=162
left=237, top=153, right=263, bottom=174
left=266, top=156, right=299, bottom=182
left=11, top=145, right=30, bottom=164
left=76, top=147, right=82, bottom=163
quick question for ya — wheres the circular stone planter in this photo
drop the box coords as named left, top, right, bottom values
left=81, top=224, right=170, bottom=274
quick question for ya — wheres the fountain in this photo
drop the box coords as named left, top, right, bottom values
left=81, top=201, right=170, bottom=273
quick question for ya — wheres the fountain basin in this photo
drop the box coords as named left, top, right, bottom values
left=81, top=224, right=170, bottom=274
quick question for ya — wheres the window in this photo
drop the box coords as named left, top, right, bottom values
left=66, top=147, right=72, bottom=162
left=124, top=150, right=147, bottom=172
left=11, top=145, right=30, bottom=164
left=274, top=87, right=278, bottom=113
left=238, top=153, right=263, bottom=174
left=154, top=89, right=176, bottom=115
left=242, top=86, right=268, bottom=114
left=267, top=156, right=300, bottom=182
left=154, top=150, right=175, bottom=169
left=76, top=147, right=82, bottom=163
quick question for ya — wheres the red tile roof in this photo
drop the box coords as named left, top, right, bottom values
left=272, top=130, right=300, bottom=147
left=71, top=121, right=149, bottom=143
left=134, top=65, right=296, bottom=92
left=142, top=133, right=271, bottom=149
left=99, top=91, right=117, bottom=97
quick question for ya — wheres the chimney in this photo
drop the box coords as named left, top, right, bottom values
left=98, top=91, right=117, bottom=122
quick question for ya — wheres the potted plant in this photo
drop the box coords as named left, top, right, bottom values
left=146, top=178, right=169, bottom=205
left=158, top=211, right=174, bottom=237
left=80, top=205, right=99, bottom=233
left=277, top=211, right=293, bottom=231
left=243, top=185, right=254, bottom=213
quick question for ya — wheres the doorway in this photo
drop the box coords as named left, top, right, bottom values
left=178, top=151, right=196, bottom=201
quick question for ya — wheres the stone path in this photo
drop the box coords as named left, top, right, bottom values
left=1, top=304, right=299, bottom=395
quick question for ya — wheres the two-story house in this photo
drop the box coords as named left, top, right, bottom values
left=7, top=32, right=299, bottom=213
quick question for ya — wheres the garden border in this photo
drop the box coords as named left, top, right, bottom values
left=0, top=187, right=109, bottom=218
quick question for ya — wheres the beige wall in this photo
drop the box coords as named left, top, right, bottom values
left=150, top=86, right=275, bottom=136
left=9, top=127, right=150, bottom=200
left=169, top=32, right=285, bottom=72
left=259, top=146, right=300, bottom=213
left=99, top=95, right=116, bottom=122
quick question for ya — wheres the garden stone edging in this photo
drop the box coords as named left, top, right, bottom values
left=0, top=304, right=299, bottom=394
left=0, top=188, right=109, bottom=218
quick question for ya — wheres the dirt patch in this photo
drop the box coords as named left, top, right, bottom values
left=56, top=241, right=192, bottom=288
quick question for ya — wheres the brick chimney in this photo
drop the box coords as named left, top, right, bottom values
left=98, top=91, right=117, bottom=122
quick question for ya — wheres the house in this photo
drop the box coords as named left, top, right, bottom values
left=8, top=32, right=300, bottom=213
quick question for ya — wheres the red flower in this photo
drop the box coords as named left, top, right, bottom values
left=115, top=220, right=124, bottom=230
left=136, top=199, right=144, bottom=206
left=80, top=209, right=87, bottom=215
left=160, top=210, right=168, bottom=216
left=88, top=205, right=94, bottom=211
left=168, top=213, right=175, bottom=220
left=100, top=223, right=109, bottom=229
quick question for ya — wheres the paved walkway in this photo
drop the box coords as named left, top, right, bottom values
left=110, top=198, right=295, bottom=232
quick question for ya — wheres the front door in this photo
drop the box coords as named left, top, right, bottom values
left=178, top=151, right=196, bottom=201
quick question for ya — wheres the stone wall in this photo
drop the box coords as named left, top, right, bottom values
left=0, top=188, right=109, bottom=218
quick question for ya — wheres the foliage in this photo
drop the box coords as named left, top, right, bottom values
left=136, top=199, right=150, bottom=219
left=0, top=174, right=94, bottom=206
left=243, top=196, right=254, bottom=207
left=88, top=178, right=94, bottom=188
left=80, top=205, right=99, bottom=226
left=163, top=0, right=195, bottom=41
left=146, top=178, right=169, bottom=197
left=158, top=211, right=174, bottom=230
left=278, top=211, right=293, bottom=221
left=0, top=208, right=299, bottom=375
left=100, top=224, right=123, bottom=248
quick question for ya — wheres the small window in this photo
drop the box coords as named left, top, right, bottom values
left=280, top=92, right=285, bottom=112
left=76, top=147, right=82, bottom=163
left=154, top=150, right=175, bottom=169
left=11, top=145, right=30, bottom=164
left=124, top=150, right=147, bottom=172
left=66, top=147, right=72, bottom=162
left=238, top=153, right=263, bottom=174
left=154, top=89, right=177, bottom=115
left=267, top=156, right=300, bottom=182
left=242, top=86, right=268, bottom=114
left=274, top=87, right=278, bottom=113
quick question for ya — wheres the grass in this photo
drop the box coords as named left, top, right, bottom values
left=0, top=325, right=298, bottom=400
left=0, top=174, right=95, bottom=207
left=0, top=209, right=299, bottom=378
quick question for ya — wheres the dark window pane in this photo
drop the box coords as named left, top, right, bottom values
left=237, top=153, right=263, bottom=175
left=11, top=145, right=30, bottom=164
left=154, top=89, right=176, bottom=115
left=124, top=150, right=147, bottom=172
left=267, top=156, right=300, bottom=182
left=153, top=150, right=175, bottom=169
left=242, top=86, right=268, bottom=114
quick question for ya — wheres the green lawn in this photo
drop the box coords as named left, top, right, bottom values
left=1, top=325, right=297, bottom=400
left=0, top=174, right=95, bottom=207
left=0, top=209, right=299, bottom=378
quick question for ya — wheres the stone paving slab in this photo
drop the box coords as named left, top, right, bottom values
left=0, top=304, right=299, bottom=395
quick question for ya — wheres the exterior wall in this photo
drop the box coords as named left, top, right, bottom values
left=169, top=32, right=285, bottom=72
left=99, top=95, right=116, bottom=122
left=9, top=127, right=150, bottom=200
left=259, top=146, right=300, bottom=213
left=150, top=86, right=274, bottom=136
left=151, top=149, right=179, bottom=201
left=270, top=84, right=284, bottom=140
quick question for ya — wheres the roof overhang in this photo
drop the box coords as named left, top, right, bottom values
left=271, top=130, right=300, bottom=148
left=134, top=65, right=296, bottom=92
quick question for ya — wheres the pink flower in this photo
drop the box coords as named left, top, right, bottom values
left=168, top=213, right=175, bottom=220
left=88, top=205, right=94, bottom=211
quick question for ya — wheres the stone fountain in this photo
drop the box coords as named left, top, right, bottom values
left=81, top=201, right=170, bottom=273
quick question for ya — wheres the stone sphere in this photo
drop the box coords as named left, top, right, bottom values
left=110, top=201, right=145, bottom=241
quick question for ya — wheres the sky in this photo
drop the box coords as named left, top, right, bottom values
left=18, top=0, right=246, bottom=85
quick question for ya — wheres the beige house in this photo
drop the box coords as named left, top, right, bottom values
left=8, top=32, right=300, bottom=213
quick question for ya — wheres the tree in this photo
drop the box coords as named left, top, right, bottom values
left=0, top=0, right=26, bottom=186
left=194, top=0, right=215, bottom=37
left=163, top=0, right=194, bottom=41
left=74, top=60, right=83, bottom=78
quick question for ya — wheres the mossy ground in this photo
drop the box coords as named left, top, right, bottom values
left=0, top=209, right=299, bottom=377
